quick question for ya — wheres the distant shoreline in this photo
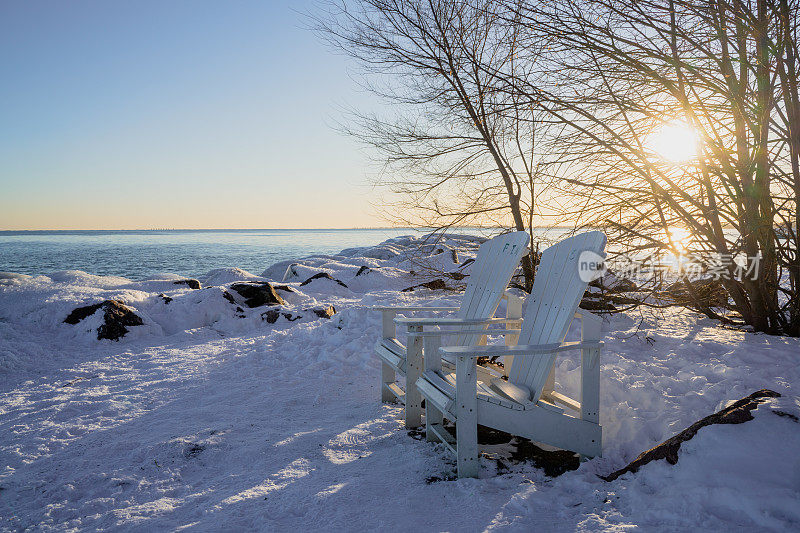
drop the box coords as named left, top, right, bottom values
left=0, top=226, right=573, bottom=234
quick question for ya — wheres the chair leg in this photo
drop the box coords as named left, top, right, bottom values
left=580, top=346, right=601, bottom=426
left=423, top=334, right=443, bottom=441
left=380, top=309, right=399, bottom=404
left=381, top=361, right=395, bottom=403
left=456, top=355, right=479, bottom=478
left=580, top=338, right=602, bottom=458
left=405, top=326, right=423, bottom=428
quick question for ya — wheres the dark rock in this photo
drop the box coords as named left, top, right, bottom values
left=300, top=272, right=348, bottom=288
left=174, top=279, right=201, bottom=290
left=459, top=258, right=475, bottom=269
left=601, top=389, right=781, bottom=482
left=222, top=290, right=237, bottom=305
left=401, top=278, right=451, bottom=292
left=447, top=272, right=467, bottom=281
left=230, top=282, right=286, bottom=308
left=272, top=284, right=296, bottom=293
left=355, top=266, right=372, bottom=277
left=222, top=288, right=252, bottom=317
left=435, top=423, right=579, bottom=478
left=450, top=249, right=459, bottom=263
left=263, top=309, right=303, bottom=324
left=64, top=302, right=104, bottom=324
left=426, top=473, right=458, bottom=484
left=261, top=309, right=281, bottom=324
left=309, top=305, right=337, bottom=319
left=508, top=437, right=580, bottom=477
left=774, top=410, right=799, bottom=422
left=96, top=301, right=144, bottom=341
left=158, top=293, right=172, bottom=305
left=64, top=300, right=144, bottom=341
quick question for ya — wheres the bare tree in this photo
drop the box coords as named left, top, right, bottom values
left=499, top=0, right=800, bottom=335
left=316, top=0, right=552, bottom=290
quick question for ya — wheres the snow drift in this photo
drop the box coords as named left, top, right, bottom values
left=0, top=233, right=798, bottom=531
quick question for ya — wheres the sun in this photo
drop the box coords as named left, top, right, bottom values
left=648, top=122, right=699, bottom=162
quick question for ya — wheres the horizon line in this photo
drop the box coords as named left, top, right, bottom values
left=0, top=226, right=577, bottom=232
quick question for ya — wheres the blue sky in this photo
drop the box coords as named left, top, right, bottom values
left=0, top=1, right=381, bottom=229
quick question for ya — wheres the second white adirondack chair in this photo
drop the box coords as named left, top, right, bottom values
left=375, top=231, right=530, bottom=429
left=415, top=231, right=607, bottom=477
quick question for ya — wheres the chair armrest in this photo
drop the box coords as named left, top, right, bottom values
left=372, top=306, right=461, bottom=313
left=411, top=328, right=521, bottom=338
left=440, top=341, right=603, bottom=358
left=376, top=306, right=460, bottom=338
left=395, top=316, right=516, bottom=327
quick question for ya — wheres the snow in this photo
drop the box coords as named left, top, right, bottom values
left=201, top=267, right=264, bottom=287
left=1, top=234, right=798, bottom=531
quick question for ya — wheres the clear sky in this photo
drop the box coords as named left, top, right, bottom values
left=0, top=1, right=382, bottom=230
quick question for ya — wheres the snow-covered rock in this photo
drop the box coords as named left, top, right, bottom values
left=63, top=299, right=144, bottom=341
left=201, top=267, right=263, bottom=286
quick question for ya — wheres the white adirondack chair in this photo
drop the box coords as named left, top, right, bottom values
left=375, top=231, right=530, bottom=429
left=414, top=231, right=607, bottom=477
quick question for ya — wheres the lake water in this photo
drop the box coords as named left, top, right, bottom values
left=0, top=228, right=496, bottom=280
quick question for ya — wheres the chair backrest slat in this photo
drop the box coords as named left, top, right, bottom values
left=508, top=231, right=606, bottom=401
left=451, top=231, right=529, bottom=346
left=456, top=236, right=500, bottom=320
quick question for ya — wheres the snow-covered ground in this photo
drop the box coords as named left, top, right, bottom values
left=1, top=234, right=798, bottom=531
